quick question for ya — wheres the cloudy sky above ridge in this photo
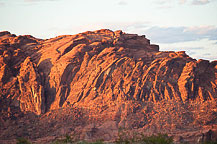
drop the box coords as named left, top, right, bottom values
left=0, top=0, right=216, bottom=60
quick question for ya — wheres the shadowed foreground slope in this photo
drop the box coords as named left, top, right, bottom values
left=0, top=29, right=217, bottom=143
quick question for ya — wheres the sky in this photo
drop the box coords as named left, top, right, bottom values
left=0, top=0, right=217, bottom=61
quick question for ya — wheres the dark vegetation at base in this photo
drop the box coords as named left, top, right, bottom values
left=49, top=133, right=174, bottom=144
left=115, top=131, right=173, bottom=144
left=16, top=133, right=217, bottom=144
left=201, top=141, right=217, bottom=144
left=16, top=137, right=31, bottom=144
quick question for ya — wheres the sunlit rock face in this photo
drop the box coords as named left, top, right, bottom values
left=0, top=29, right=217, bottom=143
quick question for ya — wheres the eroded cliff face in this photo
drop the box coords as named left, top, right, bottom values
left=0, top=29, right=217, bottom=143
left=17, top=57, right=45, bottom=115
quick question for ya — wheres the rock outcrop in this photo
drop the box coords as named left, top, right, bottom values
left=17, top=57, right=45, bottom=115
left=0, top=29, right=217, bottom=143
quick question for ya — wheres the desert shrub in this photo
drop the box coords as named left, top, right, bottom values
left=77, top=140, right=104, bottom=144
left=91, top=139, right=104, bottom=144
left=201, top=141, right=217, bottom=144
left=142, top=133, right=173, bottom=144
left=52, top=134, right=74, bottom=144
left=16, top=137, right=31, bottom=144
left=53, top=135, right=104, bottom=144
left=77, top=141, right=88, bottom=144
left=115, top=129, right=173, bottom=144
left=64, top=134, right=73, bottom=143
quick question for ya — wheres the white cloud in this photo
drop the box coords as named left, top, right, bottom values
left=140, top=25, right=217, bottom=43
left=192, top=0, right=210, bottom=5
left=159, top=39, right=217, bottom=61
left=153, top=0, right=213, bottom=6
left=179, top=0, right=187, bottom=4
left=154, top=0, right=174, bottom=6
left=0, top=2, right=4, bottom=6
left=118, top=1, right=128, bottom=5
left=0, top=0, right=5, bottom=6
left=24, top=0, right=58, bottom=2
left=183, top=25, right=216, bottom=34
left=155, top=0, right=172, bottom=5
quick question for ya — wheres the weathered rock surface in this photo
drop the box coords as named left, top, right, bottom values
left=0, top=29, right=217, bottom=143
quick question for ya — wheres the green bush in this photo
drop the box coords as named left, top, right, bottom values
left=201, top=141, right=217, bottom=144
left=52, top=134, right=74, bottom=144
left=91, top=140, right=104, bottom=144
left=77, top=140, right=104, bottom=144
left=142, top=133, right=173, bottom=144
left=16, top=137, right=31, bottom=144
left=53, top=135, right=104, bottom=144
left=115, top=129, right=173, bottom=144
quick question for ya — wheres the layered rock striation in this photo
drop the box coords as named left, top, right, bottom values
left=0, top=29, right=217, bottom=143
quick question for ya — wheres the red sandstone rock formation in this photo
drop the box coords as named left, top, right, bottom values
left=0, top=29, right=217, bottom=143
